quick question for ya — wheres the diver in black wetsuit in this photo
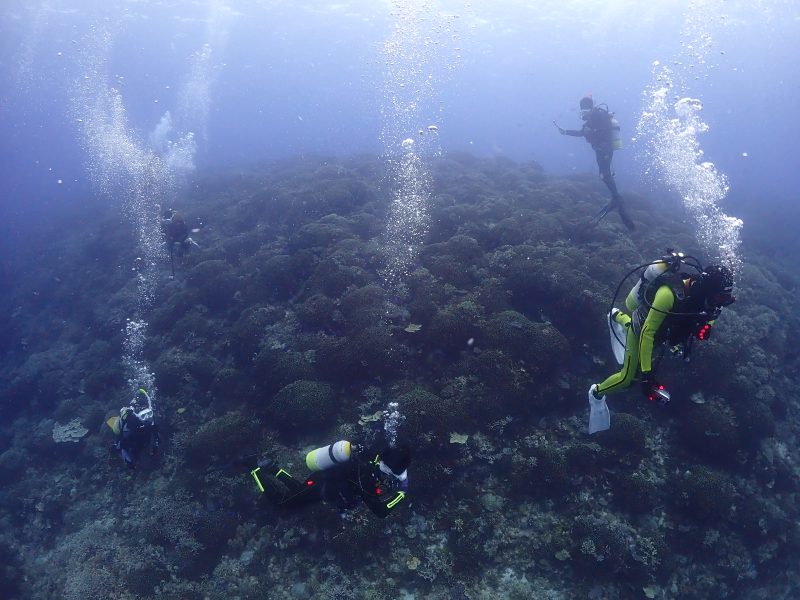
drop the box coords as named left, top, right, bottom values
left=556, top=96, right=635, bottom=230
left=106, top=390, right=160, bottom=469
left=161, top=208, right=199, bottom=277
left=249, top=441, right=410, bottom=519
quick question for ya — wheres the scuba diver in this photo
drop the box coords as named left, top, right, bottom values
left=161, top=208, right=199, bottom=277
left=106, top=389, right=160, bottom=468
left=555, top=95, right=635, bottom=230
left=249, top=441, right=410, bottom=519
left=588, top=251, right=735, bottom=433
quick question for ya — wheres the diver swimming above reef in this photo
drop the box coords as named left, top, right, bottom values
left=106, top=388, right=160, bottom=468
left=587, top=250, right=735, bottom=433
left=161, top=207, right=200, bottom=277
left=248, top=441, right=409, bottom=519
left=555, top=95, right=635, bottom=231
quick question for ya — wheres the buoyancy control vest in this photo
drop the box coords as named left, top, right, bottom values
left=585, top=105, right=616, bottom=147
left=631, top=271, right=717, bottom=347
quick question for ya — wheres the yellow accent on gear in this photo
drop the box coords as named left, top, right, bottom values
left=387, top=491, right=406, bottom=509
left=595, top=312, right=638, bottom=395
left=638, top=285, right=675, bottom=373
left=250, top=467, right=265, bottom=493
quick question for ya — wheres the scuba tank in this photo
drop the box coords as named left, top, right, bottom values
left=626, top=250, right=694, bottom=311
left=610, top=116, right=623, bottom=150
left=627, top=260, right=669, bottom=311
left=306, top=440, right=352, bottom=471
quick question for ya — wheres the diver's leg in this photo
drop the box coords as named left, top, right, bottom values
left=251, top=466, right=294, bottom=506
left=275, top=469, right=305, bottom=494
left=595, top=315, right=640, bottom=395
left=596, top=149, right=620, bottom=200
left=275, top=472, right=323, bottom=509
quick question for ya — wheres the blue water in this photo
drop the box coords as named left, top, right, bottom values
left=2, top=1, right=798, bottom=247
left=2, top=3, right=800, bottom=597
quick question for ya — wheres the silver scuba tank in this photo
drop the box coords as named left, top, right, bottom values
left=611, top=117, right=623, bottom=150
left=627, top=261, right=669, bottom=311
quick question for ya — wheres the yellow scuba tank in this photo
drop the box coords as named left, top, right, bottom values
left=306, top=440, right=352, bottom=471
left=611, top=116, right=623, bottom=150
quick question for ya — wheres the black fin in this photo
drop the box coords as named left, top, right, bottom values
left=618, top=203, right=636, bottom=230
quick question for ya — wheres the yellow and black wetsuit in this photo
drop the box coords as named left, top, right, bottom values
left=595, top=277, right=714, bottom=396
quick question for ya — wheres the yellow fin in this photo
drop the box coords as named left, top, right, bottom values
left=404, top=323, right=422, bottom=333
left=106, top=416, right=121, bottom=435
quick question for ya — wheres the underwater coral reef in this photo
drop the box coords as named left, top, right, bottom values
left=1, top=154, right=799, bottom=599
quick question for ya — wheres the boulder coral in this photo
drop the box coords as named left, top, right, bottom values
left=268, top=379, right=338, bottom=432
left=1, top=155, right=798, bottom=599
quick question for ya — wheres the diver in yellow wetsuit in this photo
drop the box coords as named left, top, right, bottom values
left=589, top=257, right=735, bottom=421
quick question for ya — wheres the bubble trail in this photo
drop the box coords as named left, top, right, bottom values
left=378, top=1, right=464, bottom=429
left=70, top=23, right=202, bottom=399
left=379, top=0, right=462, bottom=293
left=636, top=0, right=742, bottom=273
left=383, top=401, right=405, bottom=448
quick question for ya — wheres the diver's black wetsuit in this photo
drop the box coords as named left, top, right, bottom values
left=251, top=453, right=407, bottom=519
left=114, top=414, right=160, bottom=468
left=565, top=108, right=618, bottom=196
left=565, top=108, right=634, bottom=230
left=162, top=212, right=189, bottom=256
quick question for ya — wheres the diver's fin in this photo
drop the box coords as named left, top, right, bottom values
left=591, top=202, right=613, bottom=225
left=617, top=203, right=636, bottom=230
left=588, top=385, right=611, bottom=434
left=106, top=416, right=121, bottom=435
left=608, top=310, right=626, bottom=366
